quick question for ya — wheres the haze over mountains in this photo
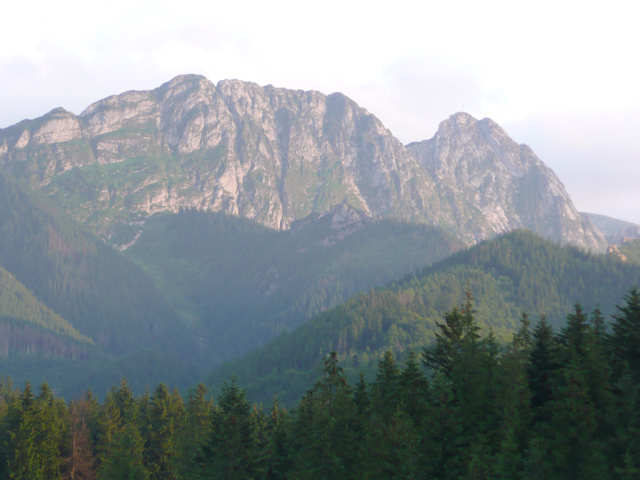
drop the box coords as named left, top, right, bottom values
left=0, top=74, right=634, bottom=396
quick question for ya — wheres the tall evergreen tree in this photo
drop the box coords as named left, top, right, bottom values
left=144, top=384, right=183, bottom=480
left=527, top=317, right=556, bottom=425
left=97, top=424, right=148, bottom=480
left=371, top=351, right=400, bottom=420
left=291, top=352, right=358, bottom=479
left=176, top=384, right=212, bottom=479
left=199, top=379, right=259, bottom=479
left=609, top=288, right=640, bottom=381
left=9, top=384, right=67, bottom=480
left=422, top=294, right=480, bottom=377
left=65, top=399, right=97, bottom=480
left=399, top=351, right=428, bottom=424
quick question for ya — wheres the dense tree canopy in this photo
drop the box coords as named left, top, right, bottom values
left=2, top=291, right=640, bottom=478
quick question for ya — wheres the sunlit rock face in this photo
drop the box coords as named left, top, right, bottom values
left=0, top=75, right=605, bottom=251
left=407, top=112, right=606, bottom=250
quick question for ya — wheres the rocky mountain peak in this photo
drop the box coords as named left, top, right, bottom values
left=407, top=112, right=606, bottom=250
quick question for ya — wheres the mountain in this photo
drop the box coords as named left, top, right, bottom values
left=209, top=231, right=640, bottom=404
left=0, top=75, right=613, bottom=396
left=583, top=212, right=640, bottom=245
left=0, top=74, right=605, bottom=251
left=125, top=205, right=463, bottom=363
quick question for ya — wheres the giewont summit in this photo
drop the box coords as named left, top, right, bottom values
left=0, top=74, right=606, bottom=251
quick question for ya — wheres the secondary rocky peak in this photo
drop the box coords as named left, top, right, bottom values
left=407, top=112, right=605, bottom=250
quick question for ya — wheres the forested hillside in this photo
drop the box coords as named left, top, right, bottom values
left=0, top=177, right=463, bottom=396
left=0, top=174, right=186, bottom=355
left=210, top=231, right=640, bottom=403
left=126, top=207, right=462, bottom=361
left=2, top=292, right=640, bottom=479
left=0, top=174, right=209, bottom=396
left=0, top=264, right=89, bottom=347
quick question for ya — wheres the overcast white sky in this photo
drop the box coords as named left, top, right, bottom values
left=2, top=0, right=639, bottom=222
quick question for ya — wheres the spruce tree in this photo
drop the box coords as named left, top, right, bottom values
left=97, top=424, right=148, bottom=480
left=527, top=317, right=556, bottom=425
left=609, top=288, right=640, bottom=381
left=145, top=384, right=183, bottom=480
left=199, top=379, right=258, bottom=479
left=399, top=351, right=428, bottom=424
left=177, top=384, right=212, bottom=479
left=9, top=384, right=67, bottom=480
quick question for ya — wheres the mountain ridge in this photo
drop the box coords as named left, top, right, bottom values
left=0, top=74, right=605, bottom=251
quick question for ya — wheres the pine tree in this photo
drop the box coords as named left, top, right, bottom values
left=527, top=317, right=556, bottom=425
left=353, top=373, right=369, bottom=418
left=610, top=372, right=640, bottom=479
left=371, top=351, right=400, bottom=420
left=419, top=373, right=464, bottom=480
left=422, top=295, right=480, bottom=377
left=264, top=400, right=291, bottom=479
left=97, top=424, right=148, bottom=480
left=493, top=314, right=532, bottom=480
left=399, top=351, right=428, bottom=424
left=145, top=384, right=183, bottom=480
left=362, top=409, right=419, bottom=479
left=290, top=353, right=358, bottom=479
left=0, top=381, right=21, bottom=480
left=558, top=304, right=590, bottom=359
left=199, top=379, right=258, bottom=479
left=9, top=384, right=67, bottom=480
left=547, top=355, right=609, bottom=479
left=176, top=384, right=212, bottom=479
left=608, top=288, right=640, bottom=382
left=65, top=399, right=97, bottom=480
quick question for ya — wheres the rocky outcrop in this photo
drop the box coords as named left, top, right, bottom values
left=407, top=113, right=606, bottom=249
left=0, top=75, right=606, bottom=251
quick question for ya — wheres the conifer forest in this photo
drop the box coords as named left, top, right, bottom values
left=1, top=290, right=640, bottom=479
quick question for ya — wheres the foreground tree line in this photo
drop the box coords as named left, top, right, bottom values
left=1, top=290, right=640, bottom=479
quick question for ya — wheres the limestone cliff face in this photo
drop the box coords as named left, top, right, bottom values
left=0, top=75, right=605, bottom=251
left=407, top=113, right=606, bottom=250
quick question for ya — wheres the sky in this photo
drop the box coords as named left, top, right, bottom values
left=1, top=0, right=638, bottom=222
